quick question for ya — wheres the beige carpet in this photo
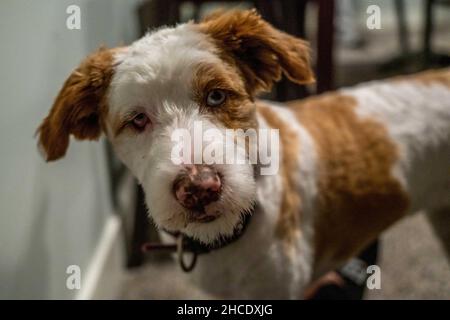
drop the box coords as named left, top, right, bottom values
left=365, top=213, right=450, bottom=299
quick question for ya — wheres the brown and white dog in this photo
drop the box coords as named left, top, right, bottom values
left=37, top=10, right=450, bottom=298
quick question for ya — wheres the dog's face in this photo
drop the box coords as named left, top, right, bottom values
left=37, top=10, right=313, bottom=244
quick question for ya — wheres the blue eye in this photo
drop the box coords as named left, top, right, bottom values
left=206, top=89, right=226, bottom=107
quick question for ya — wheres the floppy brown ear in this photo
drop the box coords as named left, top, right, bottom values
left=199, top=9, right=315, bottom=95
left=37, top=47, right=117, bottom=161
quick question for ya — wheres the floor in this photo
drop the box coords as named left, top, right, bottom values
left=366, top=213, right=450, bottom=299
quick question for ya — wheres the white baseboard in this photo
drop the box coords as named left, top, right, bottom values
left=76, top=214, right=126, bottom=299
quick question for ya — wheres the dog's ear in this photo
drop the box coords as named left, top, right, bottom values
left=199, top=9, right=315, bottom=95
left=37, top=47, right=118, bottom=161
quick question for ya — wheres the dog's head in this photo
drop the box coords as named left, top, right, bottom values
left=37, top=9, right=314, bottom=244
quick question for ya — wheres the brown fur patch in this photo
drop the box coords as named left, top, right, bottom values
left=257, top=103, right=302, bottom=243
left=37, top=47, right=121, bottom=161
left=197, top=9, right=314, bottom=95
left=287, top=94, right=409, bottom=270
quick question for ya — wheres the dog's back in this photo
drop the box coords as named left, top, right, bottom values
left=289, top=69, right=450, bottom=215
left=276, top=69, right=450, bottom=274
left=347, top=69, right=450, bottom=261
left=341, top=68, right=450, bottom=214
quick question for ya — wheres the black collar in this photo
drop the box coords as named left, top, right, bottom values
left=142, top=207, right=254, bottom=272
left=178, top=209, right=253, bottom=254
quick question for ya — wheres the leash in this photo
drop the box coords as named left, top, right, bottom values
left=141, top=210, right=253, bottom=272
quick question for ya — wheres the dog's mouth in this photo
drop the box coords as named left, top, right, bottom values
left=187, top=208, right=221, bottom=223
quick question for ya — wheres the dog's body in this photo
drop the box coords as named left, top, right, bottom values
left=185, top=71, right=450, bottom=298
left=37, top=10, right=450, bottom=299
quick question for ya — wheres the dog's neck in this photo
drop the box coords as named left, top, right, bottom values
left=176, top=207, right=254, bottom=254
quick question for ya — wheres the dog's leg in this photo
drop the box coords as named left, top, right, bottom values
left=426, top=207, right=450, bottom=262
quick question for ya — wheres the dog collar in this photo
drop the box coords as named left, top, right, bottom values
left=180, top=210, right=253, bottom=253
left=141, top=208, right=253, bottom=272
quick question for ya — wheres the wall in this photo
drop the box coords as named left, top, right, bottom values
left=0, top=0, right=141, bottom=299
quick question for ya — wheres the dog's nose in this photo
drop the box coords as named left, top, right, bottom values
left=173, top=165, right=222, bottom=210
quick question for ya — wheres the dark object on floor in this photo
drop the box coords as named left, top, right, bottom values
left=310, top=241, right=379, bottom=300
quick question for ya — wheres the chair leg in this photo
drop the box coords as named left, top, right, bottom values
left=394, top=0, right=410, bottom=56
left=128, top=185, right=150, bottom=267
left=316, top=0, right=335, bottom=93
left=423, top=0, right=435, bottom=67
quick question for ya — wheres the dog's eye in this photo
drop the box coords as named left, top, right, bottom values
left=131, top=113, right=149, bottom=131
left=206, top=89, right=227, bottom=107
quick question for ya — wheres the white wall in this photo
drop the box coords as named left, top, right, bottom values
left=0, top=0, right=141, bottom=299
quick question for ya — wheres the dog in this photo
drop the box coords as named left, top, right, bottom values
left=37, top=9, right=450, bottom=299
